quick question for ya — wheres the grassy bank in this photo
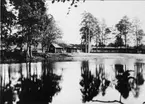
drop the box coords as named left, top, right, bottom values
left=0, top=53, right=74, bottom=63
left=1, top=53, right=145, bottom=64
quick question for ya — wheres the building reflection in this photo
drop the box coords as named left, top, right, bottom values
left=0, top=61, right=62, bottom=104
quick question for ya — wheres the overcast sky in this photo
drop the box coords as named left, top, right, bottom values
left=47, top=0, right=145, bottom=44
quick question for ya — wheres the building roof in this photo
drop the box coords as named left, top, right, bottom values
left=52, top=43, right=62, bottom=48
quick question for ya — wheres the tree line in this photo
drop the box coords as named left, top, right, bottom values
left=1, top=0, right=62, bottom=60
left=80, top=12, right=145, bottom=53
left=1, top=0, right=145, bottom=61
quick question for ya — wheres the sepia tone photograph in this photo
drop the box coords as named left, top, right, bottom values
left=1, top=0, right=145, bottom=104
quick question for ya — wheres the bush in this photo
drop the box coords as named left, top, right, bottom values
left=2, top=49, right=26, bottom=61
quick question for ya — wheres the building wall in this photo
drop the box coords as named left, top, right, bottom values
left=49, top=45, right=55, bottom=53
left=55, top=48, right=62, bottom=53
left=49, top=44, right=63, bottom=53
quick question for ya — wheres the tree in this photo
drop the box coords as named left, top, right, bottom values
left=9, top=0, right=47, bottom=58
left=1, top=0, right=64, bottom=60
left=131, top=18, right=145, bottom=48
left=99, top=19, right=111, bottom=47
left=116, top=16, right=132, bottom=48
left=114, top=34, right=124, bottom=47
left=99, top=19, right=106, bottom=47
left=80, top=12, right=100, bottom=53
left=104, top=27, right=111, bottom=43
left=40, top=15, right=62, bottom=52
left=1, top=0, right=17, bottom=50
left=136, top=29, right=145, bottom=47
left=80, top=26, right=93, bottom=52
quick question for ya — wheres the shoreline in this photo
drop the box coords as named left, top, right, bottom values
left=1, top=53, right=145, bottom=64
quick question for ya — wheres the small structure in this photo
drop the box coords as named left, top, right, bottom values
left=65, top=44, right=81, bottom=53
left=49, top=43, right=63, bottom=53
left=66, top=46, right=77, bottom=53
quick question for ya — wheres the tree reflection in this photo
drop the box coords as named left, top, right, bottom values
left=80, top=62, right=145, bottom=104
left=98, top=64, right=110, bottom=96
left=115, top=64, right=136, bottom=99
left=115, top=63, right=145, bottom=99
left=80, top=61, right=110, bottom=103
left=132, top=63, right=145, bottom=98
left=135, top=63, right=144, bottom=86
left=80, top=61, right=100, bottom=102
left=115, top=64, right=131, bottom=99
left=1, top=61, right=62, bottom=104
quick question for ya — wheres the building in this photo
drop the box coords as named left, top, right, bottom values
left=65, top=45, right=78, bottom=53
left=49, top=43, right=63, bottom=53
left=32, top=42, right=81, bottom=53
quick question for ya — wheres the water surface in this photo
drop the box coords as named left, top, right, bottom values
left=0, top=55, right=145, bottom=104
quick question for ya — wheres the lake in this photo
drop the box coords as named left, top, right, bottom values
left=0, top=54, right=145, bottom=104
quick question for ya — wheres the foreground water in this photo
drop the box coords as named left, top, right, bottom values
left=0, top=54, right=145, bottom=104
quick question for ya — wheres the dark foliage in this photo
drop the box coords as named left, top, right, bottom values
left=1, top=61, right=62, bottom=104
left=114, top=34, right=124, bottom=47
left=80, top=61, right=110, bottom=102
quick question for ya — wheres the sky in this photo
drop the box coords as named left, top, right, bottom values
left=46, top=0, right=145, bottom=44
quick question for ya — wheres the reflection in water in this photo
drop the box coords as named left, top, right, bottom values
left=1, top=61, right=62, bottom=104
left=80, top=61, right=145, bottom=104
left=80, top=61, right=110, bottom=103
left=115, top=64, right=134, bottom=99
left=135, top=63, right=144, bottom=86
left=115, top=63, right=145, bottom=100
left=0, top=58, right=145, bottom=104
left=80, top=61, right=100, bottom=102
left=133, top=63, right=145, bottom=98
